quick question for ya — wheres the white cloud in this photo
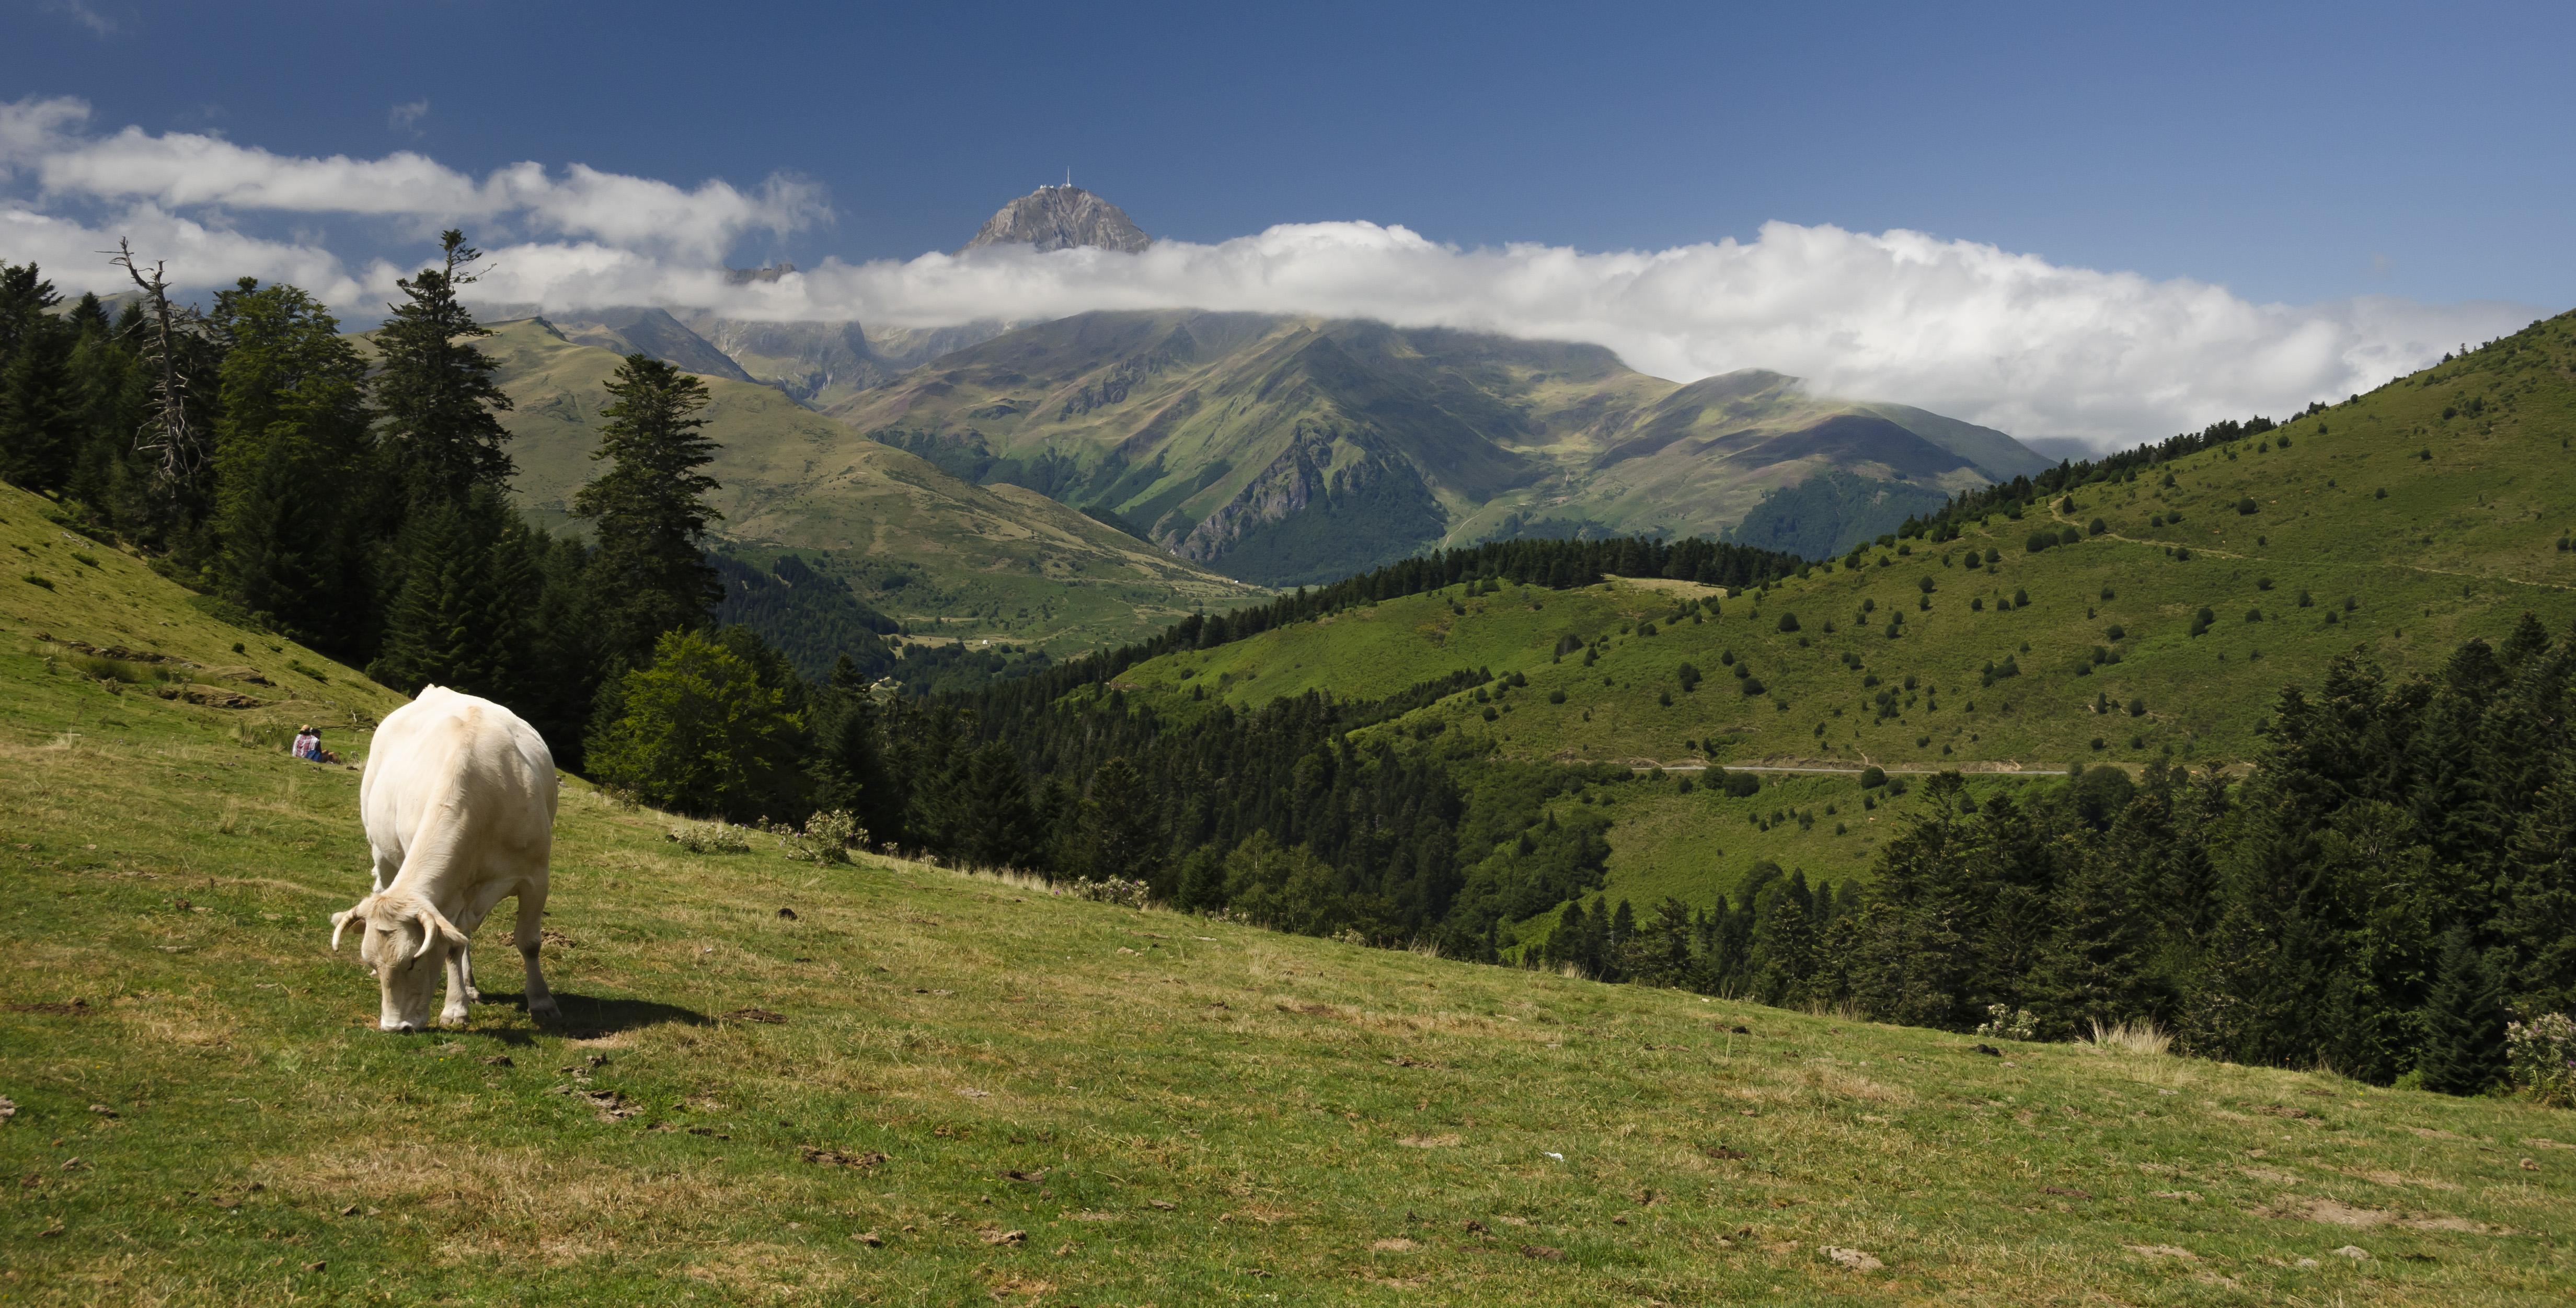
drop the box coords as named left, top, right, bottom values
left=388, top=99, right=430, bottom=137
left=0, top=95, right=2541, bottom=449
left=0, top=202, right=384, bottom=309
left=1, top=97, right=821, bottom=261
left=499, top=221, right=2535, bottom=447
left=47, top=0, right=120, bottom=37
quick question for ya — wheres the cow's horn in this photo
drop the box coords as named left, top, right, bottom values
left=409, top=901, right=469, bottom=960
left=330, top=895, right=377, bottom=950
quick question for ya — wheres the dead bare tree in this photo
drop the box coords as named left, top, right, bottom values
left=108, top=238, right=207, bottom=486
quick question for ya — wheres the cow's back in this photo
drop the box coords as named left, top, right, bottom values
left=361, top=687, right=558, bottom=876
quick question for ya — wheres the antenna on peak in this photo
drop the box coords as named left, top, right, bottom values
left=1065, top=167, right=1072, bottom=189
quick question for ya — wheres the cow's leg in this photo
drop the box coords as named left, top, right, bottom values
left=369, top=845, right=401, bottom=894
left=456, top=938, right=480, bottom=1003
left=440, top=944, right=473, bottom=1026
left=515, top=884, right=559, bottom=1022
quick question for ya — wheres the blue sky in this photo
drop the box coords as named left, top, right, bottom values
left=3, top=1, right=2566, bottom=444
left=13, top=0, right=2569, bottom=305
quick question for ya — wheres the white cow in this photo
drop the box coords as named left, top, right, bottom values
left=332, top=686, right=560, bottom=1032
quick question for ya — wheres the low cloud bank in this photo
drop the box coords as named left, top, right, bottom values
left=2, top=96, right=2540, bottom=449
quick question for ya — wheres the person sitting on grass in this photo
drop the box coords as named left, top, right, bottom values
left=306, top=727, right=342, bottom=765
left=291, top=726, right=318, bottom=759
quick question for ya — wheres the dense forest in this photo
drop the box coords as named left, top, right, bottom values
left=0, top=242, right=733, bottom=771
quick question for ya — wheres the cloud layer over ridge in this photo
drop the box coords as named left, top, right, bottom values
left=1, top=96, right=2540, bottom=450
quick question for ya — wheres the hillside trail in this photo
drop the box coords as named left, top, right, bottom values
left=2038, top=506, right=2573, bottom=592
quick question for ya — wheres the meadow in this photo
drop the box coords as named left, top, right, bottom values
left=5, top=493, right=2573, bottom=1304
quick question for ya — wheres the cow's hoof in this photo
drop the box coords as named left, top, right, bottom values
left=383, top=1020, right=420, bottom=1034
left=439, top=1011, right=470, bottom=1028
left=529, top=1000, right=561, bottom=1022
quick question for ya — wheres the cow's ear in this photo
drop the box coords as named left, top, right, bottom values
left=330, top=896, right=377, bottom=950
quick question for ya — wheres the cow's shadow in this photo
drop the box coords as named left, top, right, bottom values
left=473, top=990, right=709, bottom=1043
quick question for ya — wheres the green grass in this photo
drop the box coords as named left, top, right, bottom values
left=1108, top=312, right=2576, bottom=908
left=6, top=476, right=2575, bottom=1304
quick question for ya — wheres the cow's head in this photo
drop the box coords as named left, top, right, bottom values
left=332, top=893, right=468, bottom=1032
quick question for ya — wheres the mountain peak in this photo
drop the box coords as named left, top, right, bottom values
left=961, top=184, right=1152, bottom=255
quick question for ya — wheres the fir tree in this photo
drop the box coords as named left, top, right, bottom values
left=367, top=488, right=533, bottom=699
left=571, top=354, right=722, bottom=663
left=0, top=263, right=79, bottom=492
left=1077, top=757, right=1167, bottom=884
left=2417, top=926, right=2508, bottom=1095
left=205, top=280, right=375, bottom=651
left=374, top=231, right=513, bottom=506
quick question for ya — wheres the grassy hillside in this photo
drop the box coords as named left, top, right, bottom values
left=5, top=503, right=2571, bottom=1304
left=828, top=311, right=2048, bottom=584
left=474, top=317, right=1269, bottom=655
left=1105, top=311, right=2576, bottom=912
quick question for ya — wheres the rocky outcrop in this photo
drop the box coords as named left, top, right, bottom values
left=960, top=186, right=1151, bottom=255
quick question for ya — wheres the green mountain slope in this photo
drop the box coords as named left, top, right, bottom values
left=826, top=311, right=2050, bottom=585
left=476, top=318, right=1268, bottom=654
left=1105, top=310, right=2576, bottom=909
left=5, top=515, right=2569, bottom=1303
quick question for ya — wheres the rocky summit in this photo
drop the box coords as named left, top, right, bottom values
left=960, top=183, right=1152, bottom=254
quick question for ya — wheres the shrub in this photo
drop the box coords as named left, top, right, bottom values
left=1858, top=766, right=1887, bottom=789
left=666, top=820, right=754, bottom=854
left=1917, top=575, right=1935, bottom=593
left=2087, top=517, right=2107, bottom=535
left=586, top=628, right=808, bottom=824
left=1776, top=612, right=1800, bottom=633
left=779, top=810, right=865, bottom=864
left=2026, top=532, right=2055, bottom=553
left=2174, top=547, right=2193, bottom=561
left=2375, top=487, right=2388, bottom=499
left=2256, top=577, right=2273, bottom=591
left=1547, top=688, right=1567, bottom=704
left=2236, top=497, right=2259, bottom=515
left=2126, top=696, right=2147, bottom=717
left=2245, top=608, right=2263, bottom=623
left=2012, top=588, right=2029, bottom=606
left=1984, top=547, right=2000, bottom=565
left=1070, top=876, right=1153, bottom=909
left=1675, top=662, right=1702, bottom=692
left=1976, top=1004, right=2039, bottom=1041
left=2059, top=526, right=2081, bottom=545
left=2188, top=606, right=2214, bottom=636
left=2104, top=624, right=2125, bottom=641
left=2505, top=1013, right=2576, bottom=1108
left=1740, top=675, right=1767, bottom=696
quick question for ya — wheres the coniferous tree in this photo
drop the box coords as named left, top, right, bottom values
left=2500, top=776, right=2576, bottom=1016
left=1077, top=757, right=1167, bottom=884
left=2417, top=926, right=2507, bottom=1095
left=1544, top=901, right=1587, bottom=970
left=367, top=488, right=533, bottom=698
left=204, top=279, right=375, bottom=651
left=0, top=262, right=81, bottom=492
left=374, top=231, right=513, bottom=506
left=571, top=354, right=721, bottom=663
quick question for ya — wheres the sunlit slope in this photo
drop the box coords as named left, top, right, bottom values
left=476, top=317, right=1268, bottom=652
left=3, top=543, right=2570, bottom=1303
left=0, top=480, right=405, bottom=736
left=1115, top=312, right=2576, bottom=774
